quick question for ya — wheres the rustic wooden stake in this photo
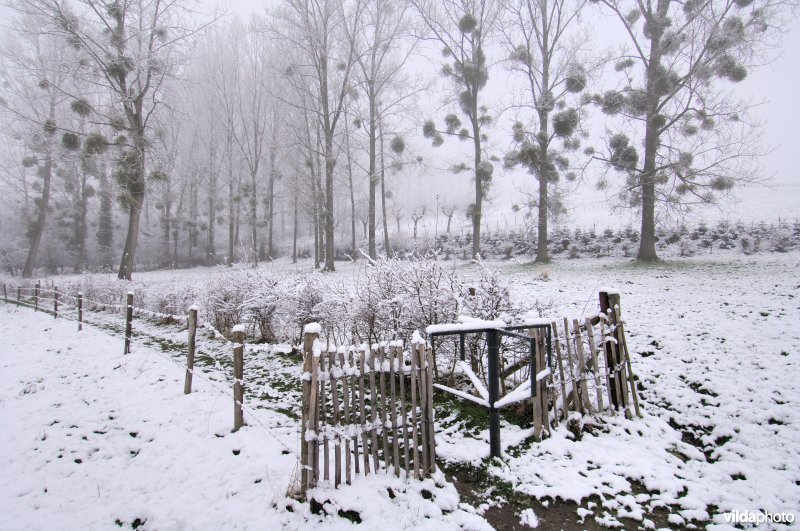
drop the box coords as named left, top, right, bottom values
left=551, top=322, right=569, bottom=420
left=572, top=319, right=592, bottom=412
left=614, top=304, right=642, bottom=418
left=608, top=333, right=631, bottom=419
left=301, top=330, right=319, bottom=495
left=348, top=351, right=360, bottom=476
left=232, top=326, right=245, bottom=431
left=531, top=329, right=543, bottom=441
left=599, top=319, right=616, bottom=410
left=34, top=282, right=39, bottom=312
left=537, top=330, right=549, bottom=436
left=308, top=343, right=321, bottom=491
left=410, top=343, right=420, bottom=479
left=367, top=349, right=380, bottom=472
left=339, top=352, right=352, bottom=485
left=329, top=351, right=342, bottom=487
left=2, top=284, right=6, bottom=303
left=600, top=291, right=625, bottom=409
left=17, top=286, right=21, bottom=303
left=358, top=349, right=371, bottom=475
left=562, top=318, right=582, bottom=414
left=77, top=293, right=83, bottom=331
left=184, top=307, right=197, bottom=394
left=584, top=318, right=605, bottom=412
left=399, top=347, right=411, bottom=478
left=378, top=346, right=390, bottom=470
left=320, top=348, right=329, bottom=481
left=615, top=308, right=642, bottom=418
left=417, top=344, right=430, bottom=477
left=124, top=292, right=133, bottom=354
left=53, top=286, right=58, bottom=318
left=424, top=345, right=436, bottom=473
left=389, top=346, right=401, bottom=476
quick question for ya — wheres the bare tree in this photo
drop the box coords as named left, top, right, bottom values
left=0, top=14, right=70, bottom=278
left=10, top=0, right=204, bottom=279
left=274, top=0, right=366, bottom=271
left=440, top=202, right=458, bottom=233
left=352, top=0, right=418, bottom=259
left=501, top=0, right=594, bottom=262
left=593, top=0, right=793, bottom=260
left=413, top=0, right=499, bottom=259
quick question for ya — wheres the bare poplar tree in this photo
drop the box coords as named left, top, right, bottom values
left=412, top=0, right=499, bottom=259
left=9, top=0, right=202, bottom=279
left=593, top=0, right=794, bottom=260
left=274, top=0, right=366, bottom=271
left=500, top=0, right=594, bottom=263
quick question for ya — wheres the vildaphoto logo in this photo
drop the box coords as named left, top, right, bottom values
left=723, top=510, right=795, bottom=525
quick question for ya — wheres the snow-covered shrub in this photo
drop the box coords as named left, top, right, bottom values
left=151, top=282, right=202, bottom=318
left=204, top=269, right=249, bottom=336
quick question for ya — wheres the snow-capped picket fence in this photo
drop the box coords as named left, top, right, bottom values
left=426, top=291, right=643, bottom=457
left=300, top=327, right=436, bottom=498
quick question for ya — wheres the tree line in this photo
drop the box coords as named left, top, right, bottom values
left=0, top=0, right=793, bottom=279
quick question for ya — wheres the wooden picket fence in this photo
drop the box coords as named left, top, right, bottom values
left=530, top=291, right=642, bottom=439
left=300, top=329, right=435, bottom=498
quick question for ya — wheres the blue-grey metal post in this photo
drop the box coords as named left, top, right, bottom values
left=487, top=329, right=501, bottom=458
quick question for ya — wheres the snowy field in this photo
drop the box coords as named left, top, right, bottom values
left=1, top=251, right=799, bottom=529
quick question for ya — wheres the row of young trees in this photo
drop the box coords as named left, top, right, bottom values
left=0, top=0, right=793, bottom=279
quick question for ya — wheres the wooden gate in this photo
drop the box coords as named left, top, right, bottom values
left=300, top=328, right=435, bottom=498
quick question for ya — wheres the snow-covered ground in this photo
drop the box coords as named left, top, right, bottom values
left=435, top=253, right=800, bottom=528
left=2, top=251, right=799, bottom=529
left=0, top=305, right=489, bottom=530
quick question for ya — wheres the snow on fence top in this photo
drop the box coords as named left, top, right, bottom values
left=426, top=315, right=506, bottom=335
left=231, top=324, right=246, bottom=334
left=303, top=322, right=322, bottom=335
left=598, top=286, right=622, bottom=296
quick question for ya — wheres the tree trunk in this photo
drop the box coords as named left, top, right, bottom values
left=207, top=174, right=216, bottom=265
left=22, top=149, right=52, bottom=279
left=292, top=185, right=298, bottom=264
left=75, top=171, right=89, bottom=272
left=250, top=171, right=258, bottom=267
left=117, top=190, right=144, bottom=280
left=368, top=83, right=378, bottom=259
left=379, top=126, right=391, bottom=257
left=471, top=95, right=482, bottom=260
left=638, top=15, right=664, bottom=262
left=344, top=122, right=357, bottom=258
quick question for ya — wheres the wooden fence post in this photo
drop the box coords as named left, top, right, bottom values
left=184, top=306, right=197, bottom=394
left=124, top=292, right=133, bottom=354
left=424, top=345, right=436, bottom=474
left=599, top=291, right=623, bottom=409
left=17, top=286, right=21, bottom=303
left=2, top=284, right=6, bottom=303
left=77, top=293, right=83, bottom=331
left=613, top=301, right=642, bottom=418
left=301, top=326, right=320, bottom=497
left=232, top=325, right=245, bottom=432
left=34, top=282, right=39, bottom=312
left=53, top=286, right=58, bottom=318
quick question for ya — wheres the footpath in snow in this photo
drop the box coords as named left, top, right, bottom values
left=0, top=305, right=489, bottom=530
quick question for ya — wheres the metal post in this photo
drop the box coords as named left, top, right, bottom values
left=529, top=337, right=537, bottom=397
left=124, top=292, right=133, bottom=354
left=459, top=332, right=465, bottom=362
left=487, top=329, right=501, bottom=458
